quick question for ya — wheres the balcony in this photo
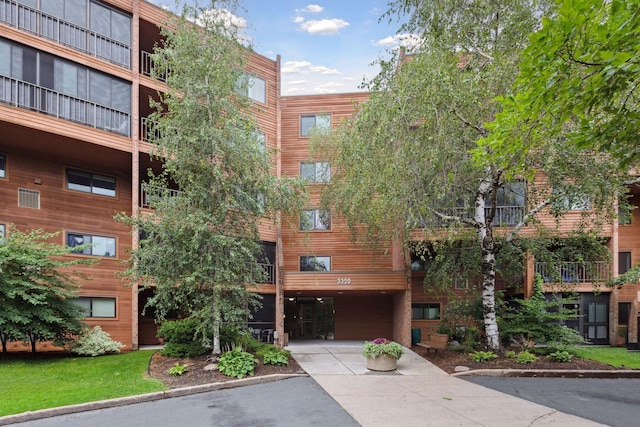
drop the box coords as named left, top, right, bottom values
left=140, top=183, right=182, bottom=209
left=0, top=0, right=131, bottom=69
left=412, top=205, right=525, bottom=228
left=0, top=75, right=130, bottom=136
left=140, top=50, right=167, bottom=82
left=535, top=261, right=610, bottom=284
left=258, top=263, right=275, bottom=285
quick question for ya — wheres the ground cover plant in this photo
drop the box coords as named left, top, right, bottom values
left=574, top=347, right=640, bottom=369
left=0, top=350, right=164, bottom=416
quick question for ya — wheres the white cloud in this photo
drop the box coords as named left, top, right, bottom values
left=309, top=65, right=340, bottom=75
left=289, top=80, right=308, bottom=85
left=320, top=81, right=344, bottom=88
left=373, top=33, right=422, bottom=50
left=285, top=87, right=308, bottom=94
left=196, top=8, right=247, bottom=31
left=300, top=18, right=350, bottom=35
left=294, top=16, right=304, bottom=24
left=297, top=4, right=324, bottom=13
left=282, top=61, right=312, bottom=74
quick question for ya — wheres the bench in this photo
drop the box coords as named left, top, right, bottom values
left=416, top=333, right=448, bottom=353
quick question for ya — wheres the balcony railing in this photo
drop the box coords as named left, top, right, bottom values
left=140, top=116, right=161, bottom=143
left=140, top=50, right=168, bottom=82
left=0, top=0, right=131, bottom=69
left=411, top=205, right=526, bottom=228
left=0, top=75, right=130, bottom=136
left=535, top=261, right=610, bottom=283
left=140, top=183, right=183, bottom=208
left=258, top=263, right=275, bottom=284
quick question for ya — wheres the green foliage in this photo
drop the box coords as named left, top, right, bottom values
left=469, top=351, right=498, bottom=363
left=516, top=351, right=537, bottom=364
left=157, top=319, right=207, bottom=358
left=500, top=275, right=585, bottom=348
left=505, top=350, right=517, bottom=358
left=0, top=350, right=164, bottom=417
left=574, top=347, right=640, bottom=369
left=363, top=339, right=404, bottom=360
left=236, top=332, right=262, bottom=353
left=168, top=362, right=189, bottom=376
left=547, top=350, right=574, bottom=363
left=262, top=348, right=289, bottom=366
left=117, top=1, right=304, bottom=355
left=217, top=348, right=258, bottom=378
left=0, top=227, right=92, bottom=352
left=71, top=326, right=124, bottom=356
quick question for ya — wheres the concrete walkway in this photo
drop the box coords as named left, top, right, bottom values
left=287, top=341, right=605, bottom=427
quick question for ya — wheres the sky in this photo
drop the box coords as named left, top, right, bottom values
left=148, top=1, right=413, bottom=95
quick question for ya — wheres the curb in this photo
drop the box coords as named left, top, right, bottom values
left=0, top=373, right=307, bottom=426
left=451, top=369, right=640, bottom=379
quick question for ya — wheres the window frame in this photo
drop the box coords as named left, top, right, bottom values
left=299, top=255, right=331, bottom=272
left=300, top=114, right=331, bottom=137
left=411, top=303, right=441, bottom=320
left=300, top=209, right=331, bottom=231
left=66, top=232, right=117, bottom=258
left=66, top=168, right=117, bottom=197
left=300, top=161, right=330, bottom=183
left=0, top=223, right=5, bottom=239
left=619, top=251, right=632, bottom=275
left=0, top=153, right=6, bottom=179
left=73, top=296, right=117, bottom=318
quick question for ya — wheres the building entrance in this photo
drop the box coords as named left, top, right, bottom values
left=284, top=297, right=334, bottom=340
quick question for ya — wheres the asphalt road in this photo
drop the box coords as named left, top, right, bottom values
left=12, top=377, right=359, bottom=427
left=462, top=377, right=640, bottom=427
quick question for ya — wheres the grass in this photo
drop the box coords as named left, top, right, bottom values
left=574, top=347, right=640, bottom=369
left=0, top=350, right=166, bottom=417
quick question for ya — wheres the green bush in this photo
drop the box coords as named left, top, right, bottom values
left=238, top=333, right=262, bottom=353
left=263, top=350, right=289, bottom=366
left=363, top=338, right=404, bottom=360
left=505, top=350, right=517, bottom=358
left=217, top=348, right=258, bottom=378
left=469, top=351, right=498, bottom=362
left=71, top=326, right=124, bottom=357
left=157, top=319, right=207, bottom=357
left=168, top=362, right=189, bottom=376
left=547, top=350, right=574, bottom=363
left=255, top=344, right=291, bottom=359
left=516, top=351, right=537, bottom=364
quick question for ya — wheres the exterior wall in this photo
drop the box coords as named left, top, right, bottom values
left=334, top=295, right=393, bottom=340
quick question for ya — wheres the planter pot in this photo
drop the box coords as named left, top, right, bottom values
left=366, top=354, right=398, bottom=371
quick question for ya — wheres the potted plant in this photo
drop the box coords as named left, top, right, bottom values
left=363, top=338, right=404, bottom=371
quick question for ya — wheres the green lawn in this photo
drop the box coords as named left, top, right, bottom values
left=575, top=347, right=640, bottom=369
left=0, top=350, right=166, bottom=417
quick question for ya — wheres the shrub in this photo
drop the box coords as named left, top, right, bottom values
left=516, top=351, right=537, bottom=364
left=157, top=319, right=207, bottom=358
left=168, top=362, right=189, bottom=376
left=547, top=350, right=574, bottom=363
left=469, top=351, right=498, bottom=362
left=71, top=326, right=124, bottom=356
left=217, top=348, right=258, bottom=378
left=263, top=350, right=289, bottom=366
left=237, top=333, right=262, bottom=353
left=505, top=350, right=517, bottom=358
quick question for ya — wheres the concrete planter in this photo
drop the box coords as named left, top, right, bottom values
left=366, top=354, right=398, bottom=371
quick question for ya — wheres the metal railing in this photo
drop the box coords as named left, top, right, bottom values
left=0, top=75, right=130, bottom=136
left=140, top=50, right=168, bottom=82
left=411, top=205, right=526, bottom=228
left=140, top=183, right=183, bottom=208
left=258, top=263, right=275, bottom=284
left=535, top=261, right=610, bottom=283
left=140, top=116, right=161, bottom=142
left=0, top=0, right=131, bottom=69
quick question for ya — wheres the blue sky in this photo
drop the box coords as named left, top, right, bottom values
left=149, top=1, right=413, bottom=95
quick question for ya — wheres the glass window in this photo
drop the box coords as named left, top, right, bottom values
left=300, top=209, right=331, bottom=231
left=247, top=74, right=266, bottom=104
left=67, top=169, right=116, bottom=197
left=301, top=162, right=330, bottom=183
left=619, top=302, right=631, bottom=325
left=300, top=256, right=331, bottom=272
left=300, top=114, right=331, bottom=136
left=0, top=154, right=5, bottom=178
left=411, top=303, right=441, bottom=320
left=73, top=297, right=116, bottom=318
left=619, top=252, right=632, bottom=275
left=67, top=232, right=116, bottom=257
left=0, top=224, right=5, bottom=238
left=553, top=189, right=592, bottom=211
left=0, top=41, right=10, bottom=76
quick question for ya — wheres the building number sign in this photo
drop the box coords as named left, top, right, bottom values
left=336, top=277, right=352, bottom=285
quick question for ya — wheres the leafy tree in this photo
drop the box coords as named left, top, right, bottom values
left=313, top=0, right=625, bottom=350
left=119, top=1, right=303, bottom=355
left=0, top=228, right=89, bottom=352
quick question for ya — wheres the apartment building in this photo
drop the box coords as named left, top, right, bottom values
left=1, top=0, right=637, bottom=351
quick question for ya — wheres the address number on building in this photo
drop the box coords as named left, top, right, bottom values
left=336, top=278, right=352, bottom=284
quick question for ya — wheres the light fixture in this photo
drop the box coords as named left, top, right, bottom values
left=316, top=297, right=323, bottom=302
left=288, top=297, right=295, bottom=301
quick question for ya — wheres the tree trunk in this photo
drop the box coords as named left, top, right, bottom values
left=212, top=290, right=221, bottom=355
left=29, top=334, right=37, bottom=353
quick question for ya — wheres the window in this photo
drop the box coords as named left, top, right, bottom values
left=553, top=190, right=592, bottom=211
left=454, top=276, right=468, bottom=290
left=18, top=189, right=40, bottom=209
left=301, top=162, right=330, bottom=183
left=300, top=114, right=331, bottom=136
left=300, top=256, right=331, bottom=272
left=490, top=181, right=526, bottom=207
left=619, top=302, right=631, bottom=325
left=618, top=199, right=633, bottom=225
left=246, top=74, right=266, bottom=104
left=73, top=297, right=116, bottom=318
left=619, top=252, right=632, bottom=275
left=0, top=154, right=5, bottom=178
left=0, top=224, right=5, bottom=239
left=67, top=169, right=116, bottom=197
left=412, top=303, right=441, bottom=320
left=67, top=233, right=116, bottom=257
left=300, top=209, right=331, bottom=231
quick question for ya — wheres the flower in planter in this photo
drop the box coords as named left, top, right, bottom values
left=363, top=338, right=404, bottom=360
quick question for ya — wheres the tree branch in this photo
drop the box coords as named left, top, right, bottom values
left=505, top=199, right=550, bottom=242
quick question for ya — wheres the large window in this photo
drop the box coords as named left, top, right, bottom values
left=300, top=209, right=331, bottom=231
left=0, top=154, right=5, bottom=178
left=67, top=232, right=116, bottom=257
left=411, top=303, right=441, bottom=320
left=300, top=114, right=331, bottom=136
left=301, top=162, right=330, bottom=183
left=0, top=224, right=5, bottom=238
left=244, top=73, right=266, bottom=104
left=67, top=169, right=116, bottom=197
left=73, top=297, right=116, bottom=318
left=300, top=256, right=331, bottom=272
left=619, top=252, right=632, bottom=275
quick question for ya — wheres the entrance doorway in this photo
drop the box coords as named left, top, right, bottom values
left=284, top=297, right=334, bottom=340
